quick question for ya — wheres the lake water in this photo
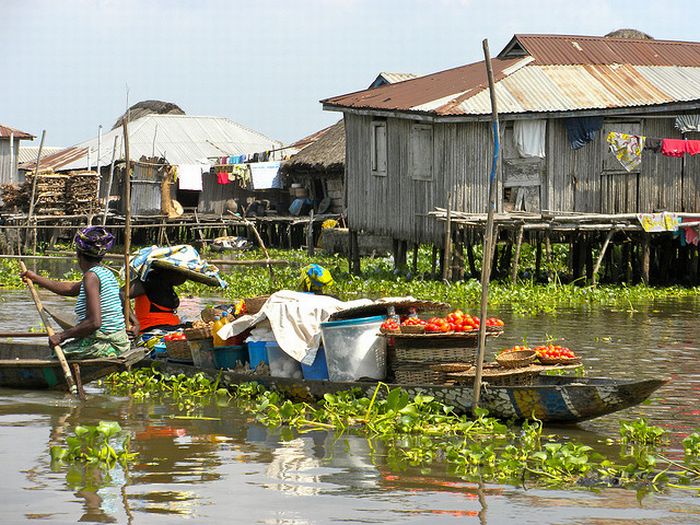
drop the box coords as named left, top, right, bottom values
left=0, top=289, right=699, bottom=524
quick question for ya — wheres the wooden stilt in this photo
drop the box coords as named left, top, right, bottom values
left=442, top=193, right=453, bottom=281
left=591, top=228, right=616, bottom=286
left=510, top=223, right=524, bottom=283
left=585, top=234, right=594, bottom=282
left=350, top=229, right=360, bottom=275
left=411, top=243, right=419, bottom=275
left=430, top=245, right=438, bottom=278
left=466, top=236, right=477, bottom=278
left=535, top=238, right=542, bottom=278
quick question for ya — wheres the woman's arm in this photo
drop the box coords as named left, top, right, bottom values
left=21, top=270, right=81, bottom=297
left=49, top=272, right=102, bottom=346
left=120, top=280, right=145, bottom=336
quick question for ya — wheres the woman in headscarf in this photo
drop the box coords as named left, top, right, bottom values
left=21, top=226, right=130, bottom=358
left=299, top=264, right=334, bottom=294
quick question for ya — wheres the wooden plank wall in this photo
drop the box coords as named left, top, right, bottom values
left=639, top=118, right=684, bottom=212
left=345, top=114, right=494, bottom=243
left=0, top=139, right=20, bottom=185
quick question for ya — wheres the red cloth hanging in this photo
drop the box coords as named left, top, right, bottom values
left=686, top=140, right=700, bottom=156
left=661, top=139, right=688, bottom=157
left=217, top=171, right=229, bottom=184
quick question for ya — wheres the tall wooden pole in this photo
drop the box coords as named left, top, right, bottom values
left=472, top=39, right=501, bottom=414
left=442, top=192, right=453, bottom=281
left=102, top=136, right=119, bottom=226
left=25, top=130, right=46, bottom=251
left=122, top=120, right=131, bottom=332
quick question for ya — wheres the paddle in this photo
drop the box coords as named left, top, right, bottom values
left=19, top=261, right=79, bottom=397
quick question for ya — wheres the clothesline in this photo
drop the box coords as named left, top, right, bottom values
left=607, top=131, right=700, bottom=172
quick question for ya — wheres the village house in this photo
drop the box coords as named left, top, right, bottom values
left=0, top=124, right=34, bottom=186
left=322, top=32, right=700, bottom=282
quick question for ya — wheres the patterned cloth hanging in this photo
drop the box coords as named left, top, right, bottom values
left=606, top=132, right=645, bottom=172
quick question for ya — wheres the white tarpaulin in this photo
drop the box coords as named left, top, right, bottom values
left=217, top=290, right=373, bottom=365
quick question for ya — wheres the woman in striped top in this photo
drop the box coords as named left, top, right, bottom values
left=21, top=227, right=130, bottom=359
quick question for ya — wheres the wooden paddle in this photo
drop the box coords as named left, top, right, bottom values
left=19, top=261, right=78, bottom=397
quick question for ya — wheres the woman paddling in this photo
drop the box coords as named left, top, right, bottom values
left=21, top=226, right=130, bottom=358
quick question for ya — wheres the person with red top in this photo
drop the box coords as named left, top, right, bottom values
left=122, top=268, right=187, bottom=335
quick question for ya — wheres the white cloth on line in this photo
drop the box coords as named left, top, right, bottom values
left=217, top=290, right=373, bottom=365
left=513, top=120, right=546, bottom=158
left=249, top=161, right=282, bottom=189
left=178, top=164, right=206, bottom=191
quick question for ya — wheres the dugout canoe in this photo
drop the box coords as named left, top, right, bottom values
left=0, top=341, right=147, bottom=390
left=148, top=359, right=667, bottom=423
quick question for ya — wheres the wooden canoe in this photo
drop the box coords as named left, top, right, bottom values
left=0, top=340, right=146, bottom=390
left=147, top=359, right=667, bottom=423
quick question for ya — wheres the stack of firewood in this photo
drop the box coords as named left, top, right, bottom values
left=65, top=172, right=99, bottom=214
left=0, top=183, right=28, bottom=211
left=24, top=173, right=68, bottom=215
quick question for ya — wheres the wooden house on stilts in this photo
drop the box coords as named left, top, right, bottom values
left=322, top=31, right=700, bottom=284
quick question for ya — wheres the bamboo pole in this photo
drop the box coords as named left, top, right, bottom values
left=473, top=39, right=501, bottom=414
left=0, top=331, right=50, bottom=338
left=19, top=261, right=78, bottom=396
left=122, top=120, right=132, bottom=332
left=442, top=192, right=452, bottom=281
left=510, top=223, right=524, bottom=282
left=102, top=136, right=119, bottom=226
left=25, top=130, right=46, bottom=251
left=591, top=228, right=617, bottom=286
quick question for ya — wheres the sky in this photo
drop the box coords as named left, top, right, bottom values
left=1, top=0, right=698, bottom=148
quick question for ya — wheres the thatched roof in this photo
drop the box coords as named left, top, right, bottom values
left=605, top=28, right=653, bottom=39
left=112, top=100, right=185, bottom=130
left=282, top=119, right=345, bottom=174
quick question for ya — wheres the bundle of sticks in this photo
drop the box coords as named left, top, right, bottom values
left=0, top=170, right=99, bottom=215
left=65, top=172, right=99, bottom=214
left=0, top=183, right=28, bottom=211
left=24, top=172, right=68, bottom=215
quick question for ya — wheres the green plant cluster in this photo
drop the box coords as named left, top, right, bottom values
left=101, top=367, right=229, bottom=413
left=50, top=421, right=136, bottom=468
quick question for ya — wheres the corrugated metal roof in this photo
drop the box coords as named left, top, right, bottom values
left=376, top=72, right=419, bottom=84
left=22, top=114, right=283, bottom=172
left=0, top=124, right=34, bottom=140
left=323, top=34, right=700, bottom=117
left=16, top=146, right=65, bottom=164
left=505, top=34, right=700, bottom=66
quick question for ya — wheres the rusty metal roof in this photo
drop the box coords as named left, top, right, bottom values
left=17, top=146, right=65, bottom=164
left=322, top=34, right=700, bottom=117
left=0, top=124, right=34, bottom=140
left=503, top=34, right=700, bottom=66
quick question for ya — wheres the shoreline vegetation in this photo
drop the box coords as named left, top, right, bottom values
left=1, top=247, right=698, bottom=315
left=102, top=368, right=700, bottom=494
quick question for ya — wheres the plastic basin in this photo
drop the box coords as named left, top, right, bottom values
left=266, top=342, right=302, bottom=379
left=320, top=315, right=387, bottom=382
left=248, top=341, right=270, bottom=368
left=301, top=347, right=329, bottom=380
left=214, top=345, right=248, bottom=370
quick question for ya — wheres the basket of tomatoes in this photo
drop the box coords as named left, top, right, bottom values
left=443, top=311, right=505, bottom=333
left=401, top=317, right=427, bottom=334
left=534, top=344, right=581, bottom=365
left=496, top=346, right=536, bottom=368
left=164, top=331, right=193, bottom=361
left=379, top=319, right=401, bottom=335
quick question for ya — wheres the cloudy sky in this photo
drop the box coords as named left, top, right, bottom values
left=1, top=0, right=697, bottom=147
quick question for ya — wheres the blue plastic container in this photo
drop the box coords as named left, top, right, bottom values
left=214, top=345, right=248, bottom=370
left=247, top=341, right=270, bottom=368
left=301, top=347, right=329, bottom=380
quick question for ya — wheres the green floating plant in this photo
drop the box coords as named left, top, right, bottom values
left=50, top=421, right=136, bottom=468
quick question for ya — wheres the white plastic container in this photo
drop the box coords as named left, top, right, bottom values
left=320, top=315, right=386, bottom=382
left=266, top=342, right=303, bottom=379
left=189, top=338, right=216, bottom=369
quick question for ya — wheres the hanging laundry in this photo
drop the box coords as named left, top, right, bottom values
left=637, top=212, right=680, bottom=233
left=675, top=114, right=700, bottom=133
left=661, top=139, right=688, bottom=157
left=217, top=171, right=230, bottom=185
left=686, top=140, right=700, bottom=156
left=177, top=164, right=206, bottom=191
left=606, top=132, right=645, bottom=172
left=228, top=164, right=251, bottom=187
left=249, top=161, right=282, bottom=189
left=682, top=218, right=700, bottom=246
left=644, top=137, right=662, bottom=153
left=252, top=153, right=259, bottom=163
left=565, top=117, right=603, bottom=150
left=513, top=120, right=546, bottom=158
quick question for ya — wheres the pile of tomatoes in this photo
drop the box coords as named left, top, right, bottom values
left=499, top=344, right=531, bottom=354
left=423, top=311, right=505, bottom=333
left=380, top=319, right=401, bottom=333
left=533, top=344, right=577, bottom=360
left=401, top=317, right=426, bottom=328
left=163, top=332, right=186, bottom=342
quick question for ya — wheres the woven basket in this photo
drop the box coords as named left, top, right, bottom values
left=538, top=356, right=582, bottom=366
left=496, top=350, right=536, bottom=369
left=379, top=327, right=400, bottom=335
left=245, top=295, right=270, bottom=315
left=400, top=325, right=425, bottom=334
left=431, top=362, right=474, bottom=373
left=165, top=339, right=193, bottom=361
left=391, top=345, right=477, bottom=365
left=393, top=366, right=446, bottom=385
left=184, top=326, right=212, bottom=340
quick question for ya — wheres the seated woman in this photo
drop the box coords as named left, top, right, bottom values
left=21, top=227, right=129, bottom=359
left=299, top=264, right=335, bottom=295
left=124, top=268, right=188, bottom=335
